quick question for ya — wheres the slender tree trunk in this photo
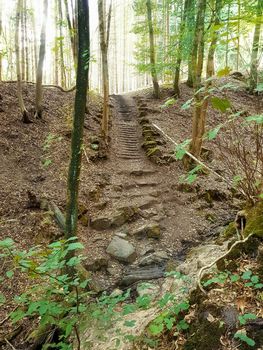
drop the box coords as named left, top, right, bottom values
left=236, top=0, right=240, bottom=71
left=188, top=0, right=207, bottom=160
left=54, top=0, right=59, bottom=85
left=24, top=0, right=29, bottom=82
left=186, top=0, right=195, bottom=87
left=64, top=0, right=78, bottom=69
left=225, top=3, right=230, bottom=67
left=58, top=0, right=67, bottom=87
left=146, top=0, right=160, bottom=98
left=15, top=0, right=30, bottom=123
left=98, top=0, right=112, bottom=142
left=65, top=0, right=90, bottom=241
left=35, top=0, right=48, bottom=119
left=0, top=2, right=2, bottom=82
left=174, top=0, right=191, bottom=96
left=32, top=7, right=38, bottom=81
left=21, top=0, right=25, bottom=81
left=249, top=0, right=263, bottom=93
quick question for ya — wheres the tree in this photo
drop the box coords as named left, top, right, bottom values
left=98, top=0, right=112, bottom=143
left=146, top=0, right=160, bottom=98
left=15, top=0, right=30, bottom=123
left=65, top=0, right=90, bottom=241
left=249, top=0, right=263, bottom=93
left=35, top=0, right=48, bottom=119
left=188, top=0, right=207, bottom=160
left=173, top=0, right=192, bottom=96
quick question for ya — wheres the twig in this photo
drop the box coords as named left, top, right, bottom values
left=152, top=123, right=247, bottom=197
left=197, top=233, right=255, bottom=294
left=83, top=147, right=90, bottom=163
left=5, top=338, right=17, bottom=350
left=0, top=306, right=18, bottom=326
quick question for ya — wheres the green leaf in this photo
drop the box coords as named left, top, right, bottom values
left=122, top=304, right=137, bottom=315
left=251, top=276, right=259, bottom=284
left=124, top=320, right=136, bottom=327
left=161, top=98, right=177, bottom=108
left=242, top=270, right=252, bottom=280
left=149, top=322, right=164, bottom=335
left=0, top=293, right=6, bottom=305
left=245, top=114, right=263, bottom=124
left=177, top=319, right=189, bottom=330
left=230, top=274, right=240, bottom=282
left=0, top=238, right=15, bottom=248
left=207, top=125, right=222, bottom=140
left=234, top=331, right=255, bottom=346
left=217, top=67, right=231, bottom=77
left=255, top=283, right=263, bottom=289
left=211, top=97, right=231, bottom=112
left=164, top=317, right=175, bottom=330
left=66, top=242, right=84, bottom=251
left=181, top=98, right=193, bottom=110
left=11, top=309, right=26, bottom=323
left=6, top=270, right=14, bottom=279
left=239, top=313, right=257, bottom=325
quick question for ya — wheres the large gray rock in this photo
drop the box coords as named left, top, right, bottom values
left=106, top=237, right=136, bottom=263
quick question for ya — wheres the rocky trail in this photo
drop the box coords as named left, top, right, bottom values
left=82, top=93, right=236, bottom=293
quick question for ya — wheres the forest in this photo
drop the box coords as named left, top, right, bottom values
left=0, top=0, right=263, bottom=349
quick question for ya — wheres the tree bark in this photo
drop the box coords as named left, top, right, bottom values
left=249, top=0, right=263, bottom=93
left=188, top=0, right=207, bottom=161
left=58, top=0, right=67, bottom=87
left=98, top=0, right=112, bottom=142
left=15, top=0, right=30, bottom=123
left=146, top=0, right=160, bottom=99
left=65, top=0, right=90, bottom=241
left=35, top=0, right=48, bottom=119
left=173, top=0, right=191, bottom=96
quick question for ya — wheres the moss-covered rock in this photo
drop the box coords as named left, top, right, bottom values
left=243, top=201, right=263, bottom=238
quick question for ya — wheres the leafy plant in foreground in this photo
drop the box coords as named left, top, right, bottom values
left=0, top=237, right=89, bottom=350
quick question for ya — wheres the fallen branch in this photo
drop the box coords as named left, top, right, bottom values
left=0, top=306, right=18, bottom=326
left=197, top=233, right=255, bottom=294
left=152, top=123, right=246, bottom=197
left=2, top=80, right=76, bottom=93
left=5, top=338, right=17, bottom=350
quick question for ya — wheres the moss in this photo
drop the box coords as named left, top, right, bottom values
left=243, top=201, right=263, bottom=238
left=223, top=222, right=237, bottom=239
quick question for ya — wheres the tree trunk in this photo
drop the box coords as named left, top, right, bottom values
left=98, top=0, right=112, bottom=142
left=186, top=0, right=196, bottom=87
left=15, top=0, right=30, bottom=123
left=0, top=2, right=2, bottom=82
left=58, top=0, right=67, bottom=87
left=249, top=0, right=263, bottom=93
left=173, top=0, right=191, bottom=96
left=35, top=0, right=48, bottom=119
left=146, top=0, right=160, bottom=99
left=64, top=0, right=78, bottom=69
left=65, top=0, right=90, bottom=242
left=188, top=0, right=207, bottom=160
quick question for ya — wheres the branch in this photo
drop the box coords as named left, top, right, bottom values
left=152, top=123, right=247, bottom=197
left=197, top=233, right=255, bottom=294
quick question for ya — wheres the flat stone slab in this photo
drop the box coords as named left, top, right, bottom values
left=131, top=223, right=161, bottom=239
left=121, top=266, right=165, bottom=286
left=106, top=237, right=136, bottom=263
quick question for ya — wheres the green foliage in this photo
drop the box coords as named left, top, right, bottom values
left=234, top=331, right=256, bottom=347
left=245, top=114, right=263, bottom=124
left=179, top=165, right=203, bottom=184
left=238, top=313, right=257, bottom=325
left=0, top=236, right=89, bottom=349
left=210, top=96, right=231, bottom=112
left=175, top=139, right=191, bottom=160
left=161, top=98, right=177, bottom=109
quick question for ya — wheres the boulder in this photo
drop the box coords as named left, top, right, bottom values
left=131, top=223, right=161, bottom=239
left=106, top=237, right=136, bottom=263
